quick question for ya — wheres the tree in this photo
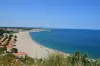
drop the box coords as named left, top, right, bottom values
left=3, top=46, right=7, bottom=51
left=0, top=48, right=4, bottom=54
left=11, top=48, right=18, bottom=53
left=14, top=35, right=17, bottom=38
left=0, top=53, right=16, bottom=66
left=5, top=41, right=9, bottom=46
left=82, top=54, right=88, bottom=66
left=19, top=55, right=34, bottom=66
left=0, top=42, right=1, bottom=45
left=14, top=39, right=17, bottom=42
left=2, top=36, right=8, bottom=42
left=0, top=29, right=5, bottom=36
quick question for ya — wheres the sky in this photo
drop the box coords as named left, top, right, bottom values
left=0, top=0, right=100, bottom=29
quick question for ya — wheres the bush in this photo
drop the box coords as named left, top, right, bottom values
left=0, top=53, right=16, bottom=66
left=11, top=48, right=18, bottom=53
left=36, top=52, right=100, bottom=66
left=2, top=36, right=8, bottom=42
left=37, top=53, right=67, bottom=66
left=19, top=55, right=34, bottom=65
left=0, top=29, right=6, bottom=36
left=14, top=35, right=17, bottom=38
left=14, top=39, right=17, bottom=41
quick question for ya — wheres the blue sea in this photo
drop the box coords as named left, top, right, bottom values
left=30, top=29, right=100, bottom=59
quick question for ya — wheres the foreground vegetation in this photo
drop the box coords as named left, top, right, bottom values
left=36, top=52, right=100, bottom=66
left=0, top=52, right=100, bottom=66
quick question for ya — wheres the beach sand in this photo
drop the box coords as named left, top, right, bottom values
left=14, top=32, right=69, bottom=59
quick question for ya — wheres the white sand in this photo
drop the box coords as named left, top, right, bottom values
left=14, top=32, right=69, bottom=59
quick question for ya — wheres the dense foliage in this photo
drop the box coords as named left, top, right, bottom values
left=11, top=48, right=18, bottom=53
left=0, top=53, right=19, bottom=66
left=19, top=55, right=35, bottom=66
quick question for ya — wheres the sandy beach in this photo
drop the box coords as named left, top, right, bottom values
left=14, top=32, right=69, bottom=59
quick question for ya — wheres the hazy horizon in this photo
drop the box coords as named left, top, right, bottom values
left=1, top=26, right=100, bottom=30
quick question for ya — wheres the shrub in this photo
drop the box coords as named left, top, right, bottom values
left=2, top=36, right=8, bottom=42
left=37, top=53, right=67, bottom=66
left=0, top=53, right=16, bottom=66
left=19, top=55, right=34, bottom=65
left=11, top=48, right=18, bottom=53
left=14, top=35, right=17, bottom=38
left=36, top=52, right=100, bottom=66
left=14, top=39, right=17, bottom=42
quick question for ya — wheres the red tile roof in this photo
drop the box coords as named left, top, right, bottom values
left=14, top=52, right=26, bottom=56
left=7, top=44, right=13, bottom=49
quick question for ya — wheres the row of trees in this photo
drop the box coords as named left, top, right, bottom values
left=0, top=29, right=14, bottom=37
left=0, top=30, right=18, bottom=54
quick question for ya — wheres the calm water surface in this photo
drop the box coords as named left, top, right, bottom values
left=30, top=29, right=100, bottom=58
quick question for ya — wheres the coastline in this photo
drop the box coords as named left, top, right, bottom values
left=14, top=31, right=69, bottom=59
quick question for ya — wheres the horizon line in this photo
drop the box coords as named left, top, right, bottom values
left=0, top=26, right=100, bottom=30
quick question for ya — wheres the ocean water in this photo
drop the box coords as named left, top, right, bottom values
left=30, top=29, right=100, bottom=59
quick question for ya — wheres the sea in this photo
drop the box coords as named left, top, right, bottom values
left=30, top=29, right=100, bottom=59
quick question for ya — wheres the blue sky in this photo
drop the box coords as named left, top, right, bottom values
left=0, top=0, right=100, bottom=29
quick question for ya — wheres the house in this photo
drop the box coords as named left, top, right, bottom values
left=14, top=52, right=26, bottom=57
left=6, top=44, right=13, bottom=52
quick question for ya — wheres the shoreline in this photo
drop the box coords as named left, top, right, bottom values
left=14, top=31, right=70, bottom=59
